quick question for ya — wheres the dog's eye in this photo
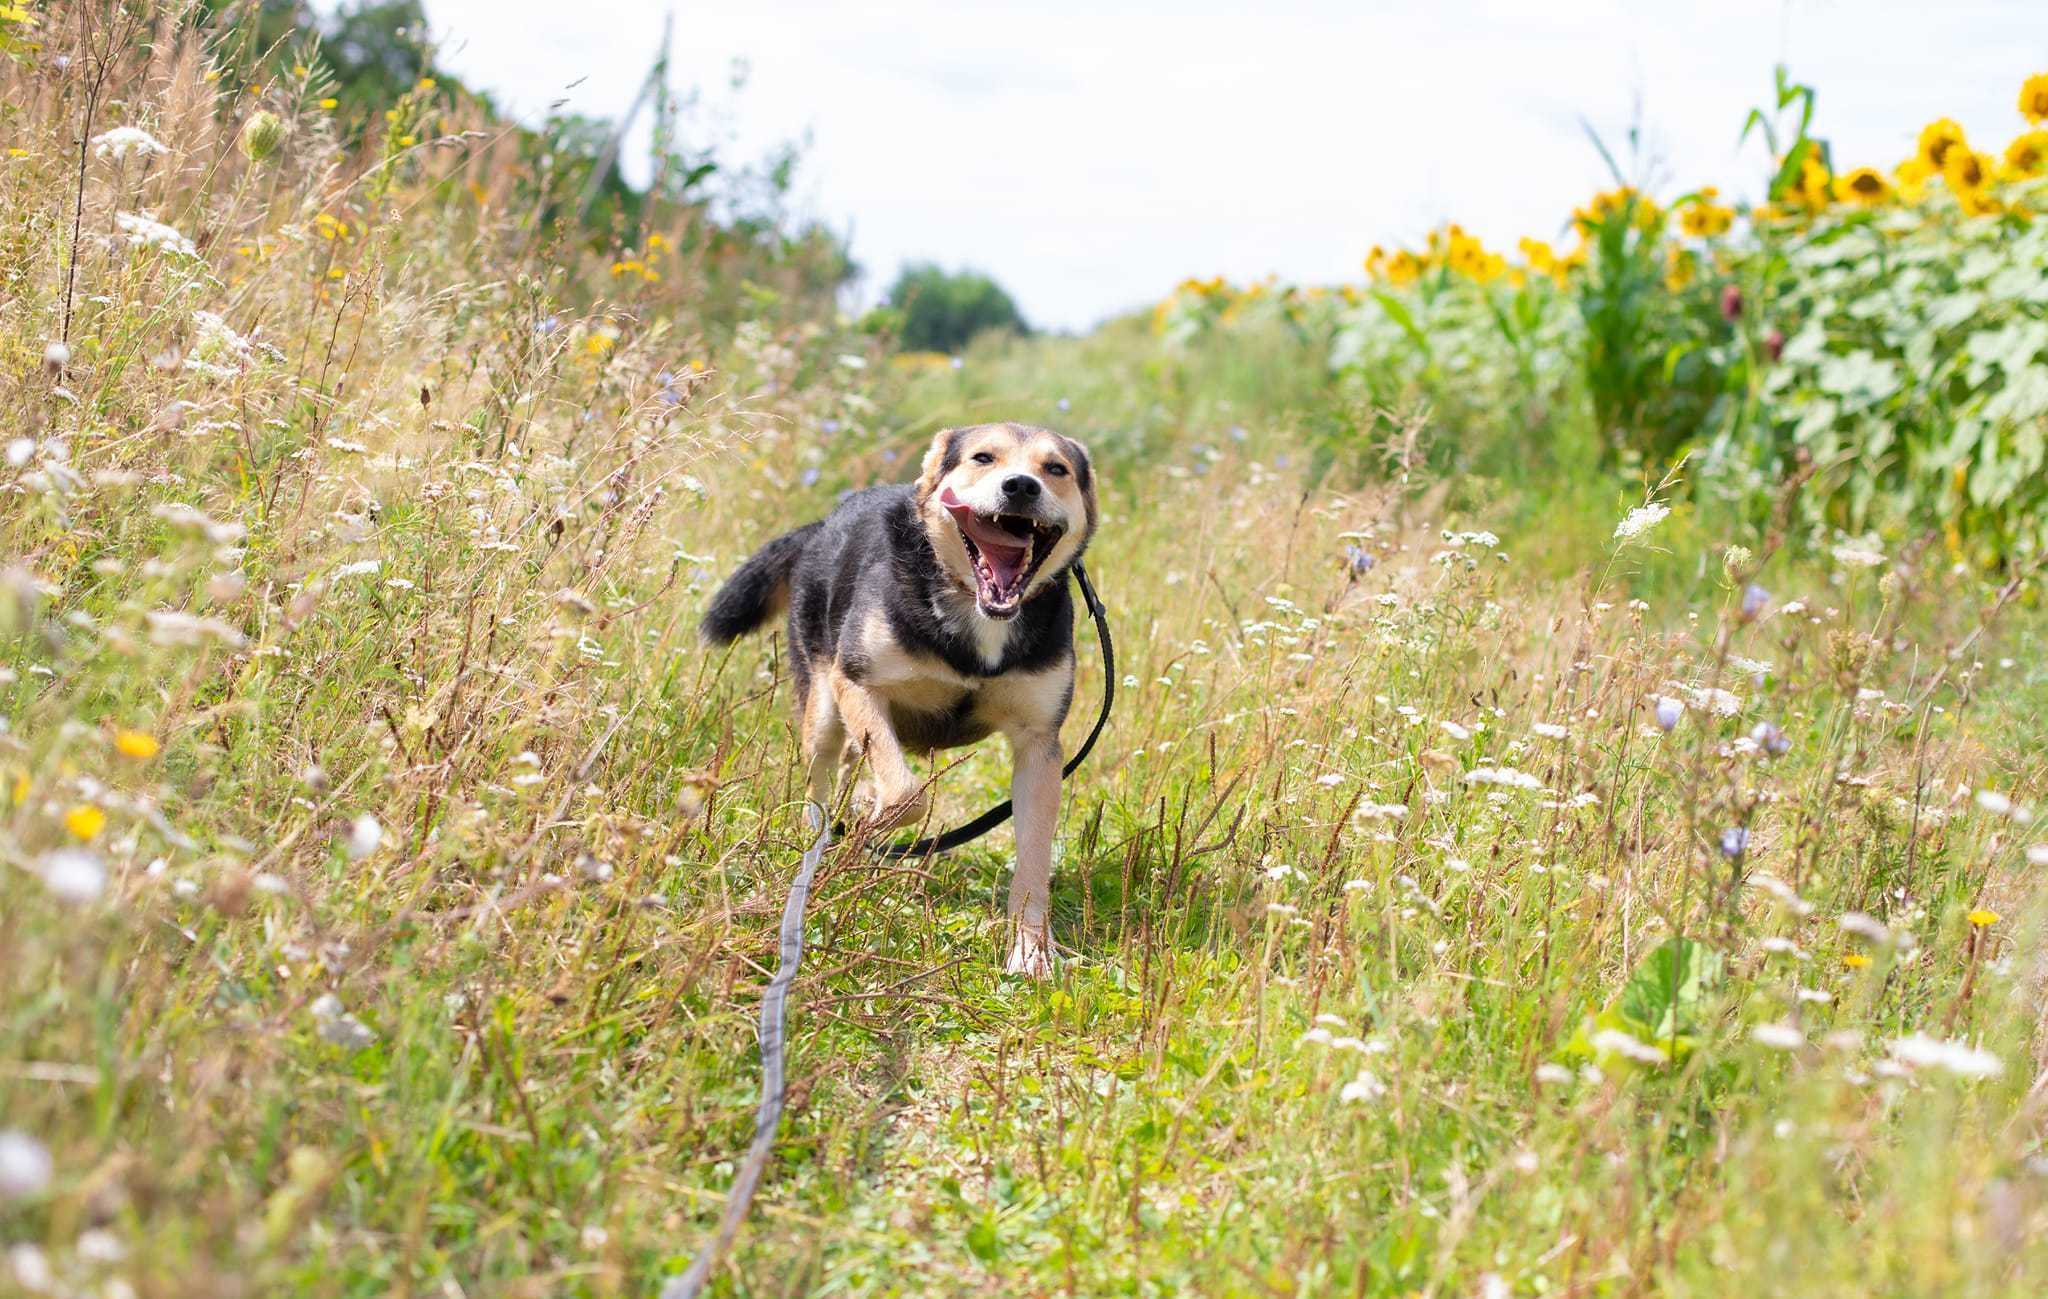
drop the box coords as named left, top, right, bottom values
left=971, top=452, right=996, bottom=465
left=1044, top=462, right=1069, bottom=477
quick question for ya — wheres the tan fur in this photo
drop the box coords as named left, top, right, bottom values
left=915, top=423, right=1093, bottom=614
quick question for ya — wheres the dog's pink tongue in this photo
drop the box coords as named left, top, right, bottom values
left=940, top=489, right=1028, bottom=589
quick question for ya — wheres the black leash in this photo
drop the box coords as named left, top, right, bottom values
left=875, top=562, right=1115, bottom=858
left=664, top=563, right=1112, bottom=1297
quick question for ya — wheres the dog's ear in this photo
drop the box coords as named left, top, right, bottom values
left=914, top=427, right=962, bottom=503
left=1058, top=434, right=1097, bottom=531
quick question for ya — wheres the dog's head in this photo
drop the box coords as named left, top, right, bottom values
left=913, top=422, right=1096, bottom=621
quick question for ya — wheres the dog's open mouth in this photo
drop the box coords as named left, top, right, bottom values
left=939, top=489, right=1063, bottom=618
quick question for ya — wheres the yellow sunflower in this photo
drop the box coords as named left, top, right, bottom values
left=1894, top=157, right=1935, bottom=203
left=1944, top=146, right=1995, bottom=194
left=2021, top=73, right=2048, bottom=125
left=1680, top=198, right=1735, bottom=237
left=1834, top=167, right=1891, bottom=206
left=2005, top=130, right=2048, bottom=176
left=1918, top=118, right=1968, bottom=172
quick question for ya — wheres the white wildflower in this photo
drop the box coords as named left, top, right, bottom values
left=114, top=211, right=196, bottom=257
left=92, top=127, right=169, bottom=160
left=1838, top=912, right=1891, bottom=944
left=1298, top=1027, right=1334, bottom=1046
left=1590, top=1028, right=1668, bottom=1064
left=310, top=993, right=377, bottom=1051
left=1439, top=720, right=1472, bottom=741
left=1974, top=789, right=2014, bottom=817
left=2029, top=844, right=2048, bottom=866
left=332, top=559, right=382, bottom=580
left=1464, top=765, right=1544, bottom=792
left=1832, top=544, right=1886, bottom=569
left=1353, top=802, right=1407, bottom=821
left=1887, top=1033, right=2003, bottom=1079
left=1752, top=1022, right=1805, bottom=1050
left=1531, top=722, right=1568, bottom=739
left=345, top=813, right=382, bottom=860
left=1338, top=1071, right=1387, bottom=1104
left=1315, top=772, right=1345, bottom=787
left=1612, top=501, right=1670, bottom=544
left=1313, top=1013, right=1347, bottom=1029
left=39, top=849, right=105, bottom=905
left=145, top=610, right=246, bottom=648
left=0, top=1130, right=52, bottom=1200
left=1533, top=1062, right=1573, bottom=1086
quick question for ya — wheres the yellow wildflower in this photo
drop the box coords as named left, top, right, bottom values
left=114, top=730, right=160, bottom=759
left=417, top=77, right=437, bottom=91
left=64, top=804, right=107, bottom=841
left=1968, top=908, right=2000, bottom=927
left=318, top=97, right=338, bottom=110
left=9, top=770, right=27, bottom=805
left=1679, top=196, right=1735, bottom=237
left=1842, top=953, right=1871, bottom=969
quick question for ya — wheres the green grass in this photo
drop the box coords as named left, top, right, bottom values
left=6, top=15, right=2048, bottom=1299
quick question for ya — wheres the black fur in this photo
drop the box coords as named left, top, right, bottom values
left=699, top=521, right=821, bottom=643
left=705, top=484, right=1085, bottom=751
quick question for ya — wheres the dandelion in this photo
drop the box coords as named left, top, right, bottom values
left=91, top=126, right=169, bottom=160
left=113, top=729, right=159, bottom=759
left=1752, top=1022, right=1805, bottom=1050
left=0, top=1130, right=52, bottom=1200
left=63, top=804, right=106, bottom=841
left=1968, top=909, right=2000, bottom=927
left=1887, top=1033, right=2002, bottom=1079
left=1654, top=696, right=1684, bottom=731
left=40, top=848, right=106, bottom=905
left=1612, top=501, right=1670, bottom=545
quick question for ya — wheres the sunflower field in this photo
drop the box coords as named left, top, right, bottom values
left=1157, top=70, right=2048, bottom=564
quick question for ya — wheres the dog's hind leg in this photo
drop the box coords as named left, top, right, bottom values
left=798, top=671, right=846, bottom=814
left=827, top=666, right=930, bottom=832
left=1003, top=732, right=1061, bottom=978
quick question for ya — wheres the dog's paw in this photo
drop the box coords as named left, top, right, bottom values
left=855, top=782, right=930, bottom=834
left=1004, top=925, right=1055, bottom=979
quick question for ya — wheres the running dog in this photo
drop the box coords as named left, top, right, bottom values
left=701, top=422, right=1098, bottom=976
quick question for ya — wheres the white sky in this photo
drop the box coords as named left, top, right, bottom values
left=413, top=0, right=2048, bottom=331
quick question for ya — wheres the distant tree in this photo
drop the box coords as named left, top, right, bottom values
left=886, top=264, right=1029, bottom=353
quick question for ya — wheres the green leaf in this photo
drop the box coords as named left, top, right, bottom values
left=1616, top=937, right=1725, bottom=1044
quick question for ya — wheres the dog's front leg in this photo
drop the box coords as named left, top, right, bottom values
left=1004, top=732, right=1061, bottom=977
left=827, top=666, right=930, bottom=832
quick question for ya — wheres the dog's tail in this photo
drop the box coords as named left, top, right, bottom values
left=700, top=523, right=821, bottom=644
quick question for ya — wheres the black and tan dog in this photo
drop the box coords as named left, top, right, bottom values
left=702, top=422, right=1097, bottom=976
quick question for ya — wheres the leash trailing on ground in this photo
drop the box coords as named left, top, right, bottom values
left=663, top=563, right=1112, bottom=1297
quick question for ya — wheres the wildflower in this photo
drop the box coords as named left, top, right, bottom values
left=1752, top=1022, right=1805, bottom=1050
left=2007, top=130, right=2048, bottom=176
left=1832, top=544, right=1885, bottom=569
left=1531, top=722, right=1568, bottom=739
left=1764, top=328, right=1785, bottom=363
left=1918, top=118, right=1968, bottom=173
left=40, top=848, right=105, bottom=905
left=1968, top=909, right=2000, bottom=927
left=1740, top=583, right=1770, bottom=620
left=1654, top=696, right=1684, bottom=731
left=1439, top=720, right=1472, bottom=741
left=1612, top=501, right=1670, bottom=545
left=1343, top=543, right=1374, bottom=575
left=1719, top=284, right=1742, bottom=321
left=114, top=211, right=197, bottom=257
left=1974, top=789, right=2015, bottom=817
left=1464, top=766, right=1543, bottom=791
left=1842, top=953, right=1872, bottom=969
left=240, top=111, right=286, bottom=162
left=1887, top=1032, right=2002, bottom=1079
left=345, top=813, right=382, bottom=860
left=1533, top=1062, right=1573, bottom=1086
left=0, top=1130, right=52, bottom=1200
left=1720, top=826, right=1750, bottom=859
left=2021, top=72, right=2048, bottom=125
left=1589, top=1027, right=1668, bottom=1065
left=114, top=729, right=159, bottom=758
left=91, top=126, right=169, bottom=161
left=63, top=804, right=106, bottom=841
left=310, top=993, right=377, bottom=1051
left=1838, top=912, right=1891, bottom=943
left=1748, top=721, right=1790, bottom=756
left=42, top=341, right=69, bottom=374
left=2029, top=845, right=2048, bottom=866
left=1338, top=1071, right=1387, bottom=1104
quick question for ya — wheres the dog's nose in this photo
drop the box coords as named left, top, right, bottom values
left=1001, top=474, right=1041, bottom=501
